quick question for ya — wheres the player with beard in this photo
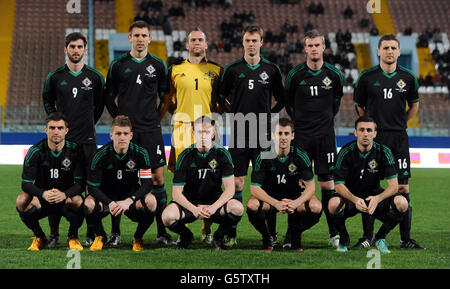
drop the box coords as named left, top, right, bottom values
left=354, top=34, right=424, bottom=249
left=284, top=29, right=344, bottom=249
left=43, top=32, right=105, bottom=247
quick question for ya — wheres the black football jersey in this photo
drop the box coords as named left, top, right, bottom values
left=251, top=145, right=314, bottom=200
left=333, top=140, right=398, bottom=198
left=354, top=65, right=419, bottom=131
left=284, top=62, right=344, bottom=139
left=105, top=52, right=169, bottom=132
left=219, top=57, right=284, bottom=147
left=173, top=143, right=234, bottom=205
left=22, top=139, right=84, bottom=196
left=87, top=141, right=151, bottom=203
left=43, top=64, right=105, bottom=144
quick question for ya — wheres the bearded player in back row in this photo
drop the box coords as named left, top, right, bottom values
left=354, top=34, right=424, bottom=250
left=43, top=32, right=105, bottom=247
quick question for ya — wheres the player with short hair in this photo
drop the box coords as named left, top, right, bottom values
left=354, top=34, right=424, bottom=249
left=84, top=115, right=156, bottom=251
left=162, top=116, right=243, bottom=250
left=284, top=29, right=344, bottom=248
left=162, top=27, right=223, bottom=244
left=16, top=112, right=85, bottom=251
left=105, top=20, right=172, bottom=245
left=248, top=118, right=322, bottom=252
left=43, top=32, right=105, bottom=247
left=329, top=115, right=408, bottom=253
left=219, top=24, right=284, bottom=246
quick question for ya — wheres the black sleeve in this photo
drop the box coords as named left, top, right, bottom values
left=250, top=154, right=265, bottom=186
left=219, top=64, right=234, bottom=102
left=21, top=182, right=45, bottom=198
left=93, top=73, right=106, bottom=124
left=284, top=69, right=296, bottom=119
left=131, top=178, right=152, bottom=201
left=353, top=73, right=367, bottom=112
left=64, top=146, right=86, bottom=198
left=333, top=71, right=344, bottom=116
left=220, top=148, right=234, bottom=178
left=87, top=152, right=113, bottom=206
left=271, top=65, right=285, bottom=113
left=21, top=148, right=44, bottom=197
left=104, top=62, right=120, bottom=118
left=43, top=73, right=57, bottom=115
left=295, top=147, right=314, bottom=182
left=88, top=185, right=113, bottom=206
left=334, top=146, right=351, bottom=184
left=173, top=150, right=189, bottom=185
left=211, top=66, right=225, bottom=113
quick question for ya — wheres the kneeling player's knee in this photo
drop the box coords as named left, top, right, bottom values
left=227, top=199, right=244, bottom=216
left=67, top=195, right=83, bottom=209
left=309, top=199, right=322, bottom=214
left=234, top=177, right=244, bottom=192
left=398, top=184, right=409, bottom=194
left=393, top=195, right=408, bottom=213
left=161, top=205, right=178, bottom=226
left=83, top=196, right=96, bottom=215
left=16, top=192, right=32, bottom=211
left=328, top=196, right=343, bottom=215
left=246, top=198, right=260, bottom=211
left=144, top=193, right=157, bottom=212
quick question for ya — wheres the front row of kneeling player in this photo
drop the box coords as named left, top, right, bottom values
left=17, top=112, right=409, bottom=253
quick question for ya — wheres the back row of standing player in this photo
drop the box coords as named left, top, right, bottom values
left=35, top=20, right=423, bottom=250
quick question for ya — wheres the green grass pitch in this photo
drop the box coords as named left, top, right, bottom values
left=0, top=165, right=449, bottom=269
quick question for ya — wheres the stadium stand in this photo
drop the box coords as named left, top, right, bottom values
left=1, top=0, right=449, bottom=134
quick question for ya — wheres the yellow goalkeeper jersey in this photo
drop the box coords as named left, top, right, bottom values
left=169, top=59, right=222, bottom=122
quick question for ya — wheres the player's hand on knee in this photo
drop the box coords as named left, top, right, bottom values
left=275, top=199, right=289, bottom=213
left=50, top=189, right=67, bottom=204
left=354, top=197, right=368, bottom=213
left=365, top=195, right=380, bottom=215
left=205, top=204, right=218, bottom=217
left=109, top=201, right=123, bottom=216
left=116, top=198, right=133, bottom=213
left=42, top=190, right=53, bottom=203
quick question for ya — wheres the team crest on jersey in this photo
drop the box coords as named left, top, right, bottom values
left=258, top=71, right=269, bottom=84
left=396, top=79, right=407, bottom=92
left=321, top=76, right=332, bottom=90
left=62, top=157, right=71, bottom=171
left=205, top=70, right=216, bottom=79
left=288, top=163, right=297, bottom=175
left=81, top=77, right=92, bottom=90
left=208, top=159, right=218, bottom=172
left=146, top=65, right=156, bottom=78
left=126, top=160, right=136, bottom=170
left=368, top=159, right=378, bottom=173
